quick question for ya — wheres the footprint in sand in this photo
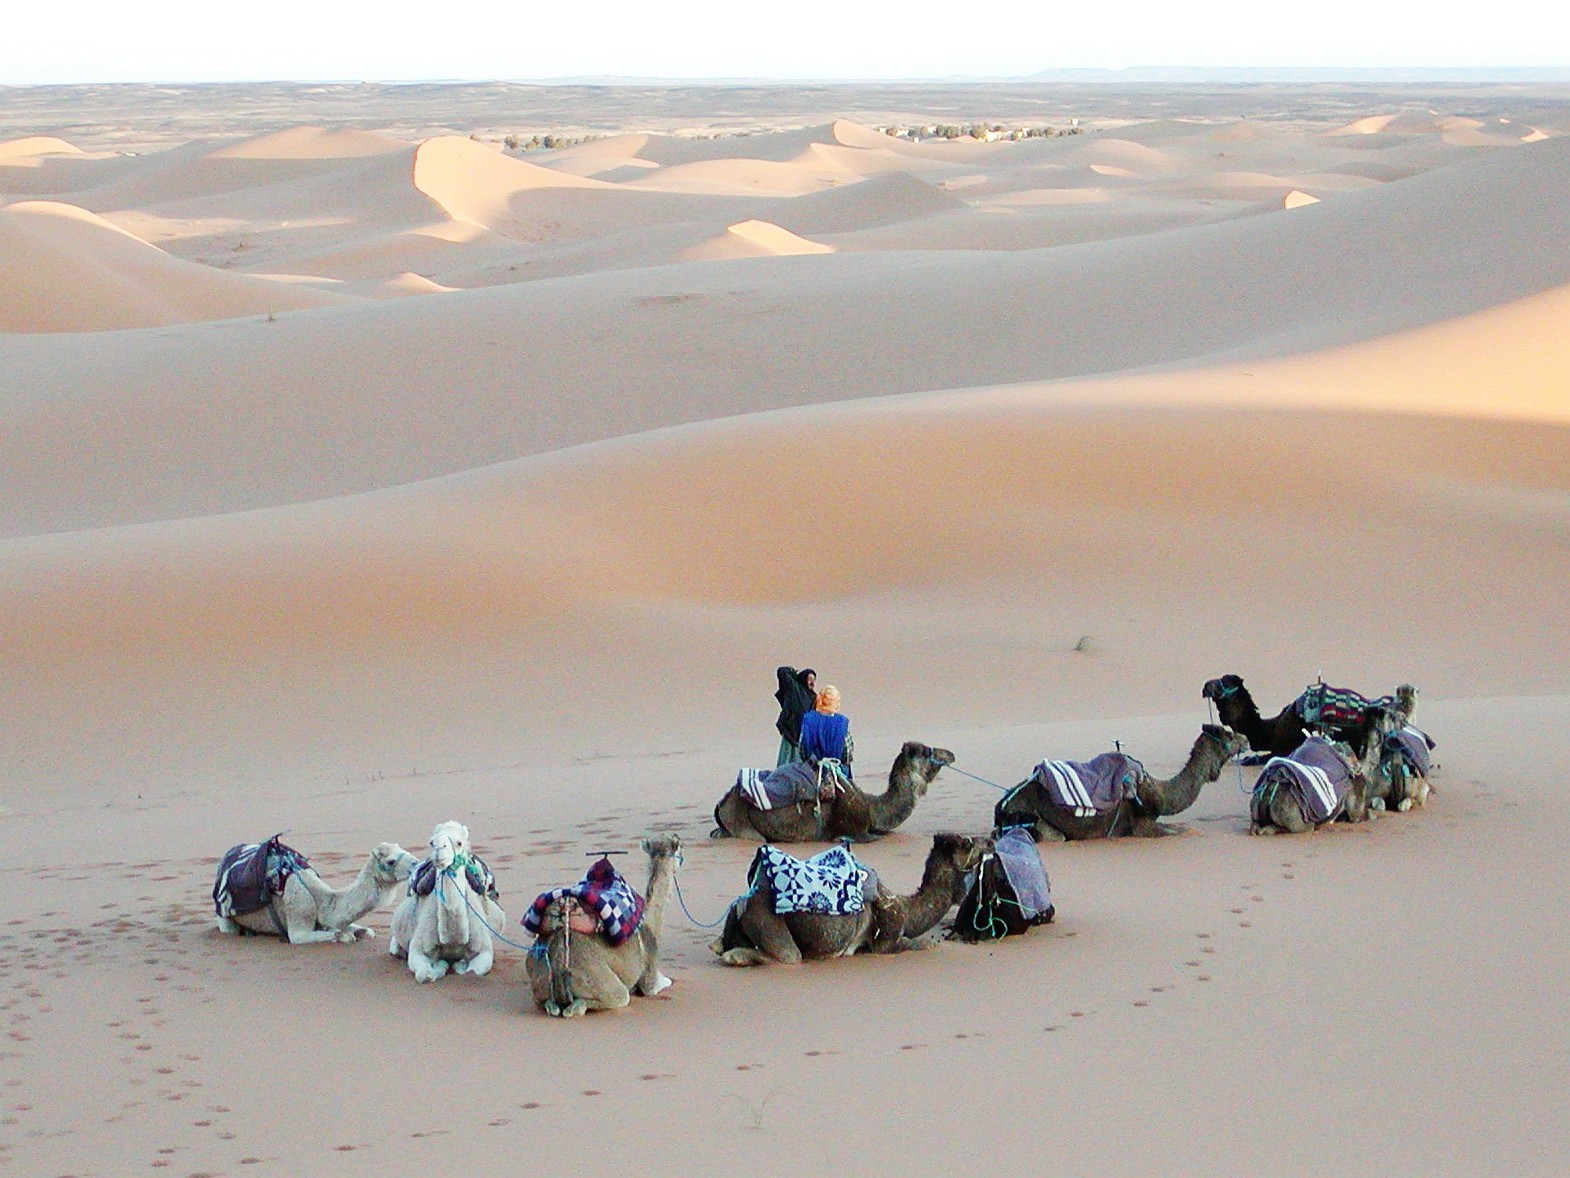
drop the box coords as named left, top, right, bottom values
left=520, top=1102, right=542, bottom=1110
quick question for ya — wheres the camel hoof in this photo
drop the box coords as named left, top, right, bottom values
left=709, top=827, right=730, bottom=839
left=1397, top=798, right=1414, bottom=812
left=1249, top=823, right=1279, bottom=836
left=413, top=962, right=448, bottom=983
left=642, top=972, right=673, bottom=996
left=1369, top=798, right=1386, bottom=811
left=719, top=948, right=767, bottom=968
left=452, top=959, right=471, bottom=975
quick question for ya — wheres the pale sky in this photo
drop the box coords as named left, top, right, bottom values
left=5, top=1, right=1567, bottom=85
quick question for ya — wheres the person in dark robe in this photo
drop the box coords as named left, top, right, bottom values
left=774, top=666, right=817, bottom=766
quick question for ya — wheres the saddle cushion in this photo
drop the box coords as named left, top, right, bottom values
left=213, top=835, right=309, bottom=918
left=1026, top=752, right=1143, bottom=817
left=750, top=844, right=869, bottom=916
left=522, top=857, right=646, bottom=947
left=1255, top=735, right=1353, bottom=824
left=409, top=854, right=498, bottom=902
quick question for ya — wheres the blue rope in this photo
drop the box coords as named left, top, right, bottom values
left=674, top=874, right=742, bottom=929
left=947, top=763, right=1010, bottom=792
left=437, top=873, right=537, bottom=952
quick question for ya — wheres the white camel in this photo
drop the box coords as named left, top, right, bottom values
left=389, top=820, right=505, bottom=983
left=214, top=840, right=416, bottom=945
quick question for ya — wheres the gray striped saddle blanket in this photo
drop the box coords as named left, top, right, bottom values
left=213, top=834, right=309, bottom=919
left=1029, top=752, right=1143, bottom=817
left=736, top=760, right=848, bottom=810
left=1255, top=736, right=1353, bottom=824
left=1384, top=725, right=1435, bottom=777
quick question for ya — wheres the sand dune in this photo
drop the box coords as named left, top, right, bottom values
left=3, top=86, right=1569, bottom=1177
left=0, top=199, right=349, bottom=331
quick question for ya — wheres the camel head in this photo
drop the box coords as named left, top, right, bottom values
left=427, top=820, right=471, bottom=870
left=1201, top=674, right=1247, bottom=702
left=931, top=832, right=993, bottom=874
left=1199, top=723, right=1247, bottom=760
left=640, top=832, right=683, bottom=864
left=1393, top=684, right=1419, bottom=722
left=900, top=742, right=957, bottom=794
left=372, top=841, right=418, bottom=882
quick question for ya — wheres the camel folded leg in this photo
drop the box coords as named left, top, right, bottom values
left=718, top=893, right=801, bottom=966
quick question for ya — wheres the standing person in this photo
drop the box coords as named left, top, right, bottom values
left=774, top=666, right=817, bottom=766
left=798, top=684, right=852, bottom=782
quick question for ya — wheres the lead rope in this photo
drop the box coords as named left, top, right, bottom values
left=946, top=764, right=1009, bottom=792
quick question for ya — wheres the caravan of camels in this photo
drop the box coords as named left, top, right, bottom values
left=212, top=671, right=1433, bottom=1015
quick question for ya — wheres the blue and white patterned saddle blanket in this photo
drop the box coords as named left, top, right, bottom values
left=736, top=761, right=821, bottom=810
left=1030, top=752, right=1143, bottom=817
left=749, top=844, right=871, bottom=916
left=1256, top=736, right=1352, bottom=824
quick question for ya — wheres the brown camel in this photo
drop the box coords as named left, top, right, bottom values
left=524, top=834, right=682, bottom=1017
left=993, top=724, right=1246, bottom=841
left=710, top=833, right=991, bottom=966
left=1250, top=708, right=1399, bottom=834
left=710, top=741, right=954, bottom=842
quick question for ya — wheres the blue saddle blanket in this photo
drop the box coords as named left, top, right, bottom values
left=1384, top=725, right=1435, bottom=777
left=749, top=844, right=870, bottom=916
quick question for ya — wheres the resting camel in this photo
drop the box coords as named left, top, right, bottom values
left=710, top=741, right=954, bottom=842
left=993, top=724, right=1246, bottom=841
left=1250, top=708, right=1399, bottom=835
left=1202, top=674, right=1418, bottom=757
left=214, top=839, right=416, bottom=944
left=524, top=834, right=682, bottom=1017
left=389, top=820, right=505, bottom=982
left=711, top=833, right=991, bottom=966
left=1366, top=723, right=1437, bottom=813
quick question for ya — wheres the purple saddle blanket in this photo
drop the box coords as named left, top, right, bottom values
left=1029, top=752, right=1143, bottom=817
left=213, top=835, right=309, bottom=918
left=1256, top=736, right=1353, bottom=824
left=994, top=827, right=1053, bottom=919
left=1384, top=725, right=1435, bottom=777
left=735, top=761, right=821, bottom=810
left=523, top=857, right=646, bottom=947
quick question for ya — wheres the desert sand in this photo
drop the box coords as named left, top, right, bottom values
left=2, top=81, right=1569, bottom=1175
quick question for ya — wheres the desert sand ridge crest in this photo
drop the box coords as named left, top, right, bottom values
left=0, top=200, right=351, bottom=333
left=0, top=135, right=83, bottom=160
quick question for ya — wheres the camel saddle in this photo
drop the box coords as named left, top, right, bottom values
left=522, top=857, right=646, bottom=947
left=409, top=854, right=498, bottom=902
left=748, top=844, right=872, bottom=916
left=1384, top=724, right=1436, bottom=777
left=213, top=834, right=310, bottom=926
left=1292, top=682, right=1397, bottom=729
left=1255, top=735, right=1353, bottom=824
left=735, top=761, right=821, bottom=810
left=1026, top=752, right=1143, bottom=817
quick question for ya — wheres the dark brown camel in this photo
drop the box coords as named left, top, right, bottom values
left=1202, top=675, right=1418, bottom=758
left=993, top=724, right=1245, bottom=841
left=710, top=833, right=990, bottom=966
left=710, top=741, right=954, bottom=842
